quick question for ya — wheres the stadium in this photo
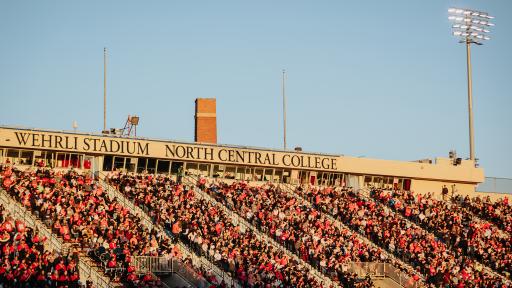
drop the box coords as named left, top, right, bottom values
left=1, top=95, right=511, bottom=288
left=1, top=2, right=511, bottom=288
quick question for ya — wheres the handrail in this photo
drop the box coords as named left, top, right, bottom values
left=347, top=263, right=423, bottom=288
left=98, top=172, right=237, bottom=288
left=477, top=177, right=512, bottom=194
left=133, top=256, right=173, bottom=273
left=78, top=253, right=118, bottom=288
left=0, top=188, right=118, bottom=288
left=183, top=175, right=339, bottom=288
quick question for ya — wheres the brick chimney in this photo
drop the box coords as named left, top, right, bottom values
left=194, top=98, right=217, bottom=144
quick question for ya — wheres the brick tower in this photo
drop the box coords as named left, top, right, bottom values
left=194, top=98, right=217, bottom=144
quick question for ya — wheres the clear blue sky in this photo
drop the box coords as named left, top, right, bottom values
left=1, top=1, right=510, bottom=178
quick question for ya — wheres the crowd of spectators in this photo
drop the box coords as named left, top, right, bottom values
left=293, top=185, right=510, bottom=287
left=0, top=166, right=201, bottom=288
left=107, top=172, right=330, bottom=288
left=452, top=194, right=512, bottom=235
left=199, top=179, right=403, bottom=287
left=0, top=204, right=80, bottom=287
left=370, top=188, right=512, bottom=279
left=7, top=161, right=508, bottom=288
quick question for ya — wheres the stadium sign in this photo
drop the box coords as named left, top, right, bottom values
left=164, top=144, right=337, bottom=170
left=0, top=129, right=337, bottom=171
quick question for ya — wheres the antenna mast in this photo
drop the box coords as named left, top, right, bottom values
left=103, top=47, right=107, bottom=133
left=282, top=69, right=287, bottom=150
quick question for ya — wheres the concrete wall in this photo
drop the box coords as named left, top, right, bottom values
left=338, top=156, right=484, bottom=184
left=411, top=179, right=476, bottom=196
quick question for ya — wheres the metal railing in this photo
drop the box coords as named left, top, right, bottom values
left=132, top=256, right=213, bottom=288
left=477, top=177, right=512, bottom=194
left=133, top=256, right=173, bottom=274
left=78, top=255, right=117, bottom=288
left=347, top=263, right=420, bottom=288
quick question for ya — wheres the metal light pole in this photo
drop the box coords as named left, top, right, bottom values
left=448, top=8, right=494, bottom=161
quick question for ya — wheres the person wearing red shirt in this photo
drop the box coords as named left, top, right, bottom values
left=36, top=271, right=47, bottom=286
left=55, top=259, right=66, bottom=271
left=142, top=272, right=153, bottom=282
left=127, top=272, right=138, bottom=282
left=15, top=220, right=26, bottom=233
left=50, top=270, right=59, bottom=283
left=107, top=256, right=117, bottom=268
left=5, top=270, right=14, bottom=282
left=70, top=271, right=80, bottom=283
left=2, top=220, right=13, bottom=233
left=58, top=271, right=69, bottom=284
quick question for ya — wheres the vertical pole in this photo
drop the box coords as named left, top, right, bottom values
left=466, top=40, right=475, bottom=161
left=282, top=69, right=287, bottom=150
left=103, top=47, right=107, bottom=132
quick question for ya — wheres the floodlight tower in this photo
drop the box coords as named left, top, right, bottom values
left=448, top=8, right=494, bottom=162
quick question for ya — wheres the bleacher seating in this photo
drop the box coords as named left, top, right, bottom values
left=199, top=180, right=410, bottom=287
left=107, top=172, right=334, bottom=288
left=453, top=194, right=511, bottom=234
left=6, top=162, right=509, bottom=288
left=293, top=184, right=510, bottom=287
left=370, top=188, right=511, bottom=279
left=0, top=166, right=211, bottom=288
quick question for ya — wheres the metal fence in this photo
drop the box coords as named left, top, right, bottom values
left=347, top=263, right=420, bottom=288
left=133, top=256, right=173, bottom=274
left=477, top=177, right=512, bottom=194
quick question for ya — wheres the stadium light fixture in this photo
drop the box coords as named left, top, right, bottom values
left=448, top=7, right=494, bottom=162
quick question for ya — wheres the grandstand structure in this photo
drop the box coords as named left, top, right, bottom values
left=0, top=125, right=485, bottom=197
left=0, top=123, right=510, bottom=288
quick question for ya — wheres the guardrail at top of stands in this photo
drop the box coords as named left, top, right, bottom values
left=477, top=177, right=512, bottom=194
